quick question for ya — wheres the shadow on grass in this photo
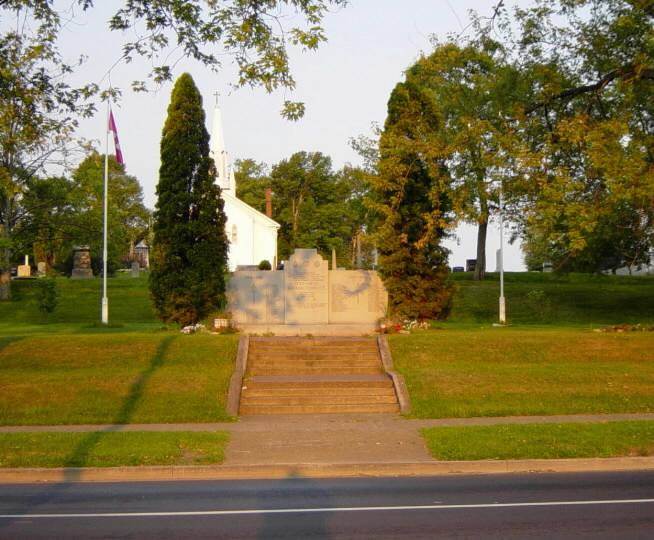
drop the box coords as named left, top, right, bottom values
left=62, top=335, right=176, bottom=474
left=0, top=336, right=25, bottom=353
left=0, top=334, right=177, bottom=528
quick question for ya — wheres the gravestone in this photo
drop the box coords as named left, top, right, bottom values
left=71, top=246, right=93, bottom=279
left=228, top=248, right=388, bottom=329
left=37, top=262, right=47, bottom=277
left=131, top=261, right=140, bottom=278
left=17, top=255, right=31, bottom=278
left=284, top=249, right=329, bottom=324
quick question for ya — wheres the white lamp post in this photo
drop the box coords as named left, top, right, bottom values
left=498, top=188, right=506, bottom=325
left=101, top=102, right=109, bottom=325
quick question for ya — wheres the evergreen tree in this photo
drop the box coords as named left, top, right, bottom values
left=372, top=80, right=453, bottom=321
left=150, top=73, right=229, bottom=325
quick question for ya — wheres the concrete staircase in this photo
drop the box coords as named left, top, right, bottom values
left=240, top=337, right=400, bottom=415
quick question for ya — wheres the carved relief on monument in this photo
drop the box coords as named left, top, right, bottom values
left=328, top=270, right=388, bottom=324
left=228, top=271, right=284, bottom=324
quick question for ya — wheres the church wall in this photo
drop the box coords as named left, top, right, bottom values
left=223, top=197, right=278, bottom=271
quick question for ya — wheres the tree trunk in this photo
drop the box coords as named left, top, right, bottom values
left=0, top=218, right=11, bottom=300
left=473, top=220, right=488, bottom=281
left=0, top=270, right=9, bottom=301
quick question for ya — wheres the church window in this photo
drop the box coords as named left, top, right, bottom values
left=231, top=224, right=238, bottom=244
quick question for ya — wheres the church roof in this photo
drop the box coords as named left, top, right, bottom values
left=222, top=191, right=280, bottom=229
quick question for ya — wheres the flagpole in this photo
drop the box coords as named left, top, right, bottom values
left=102, top=102, right=109, bottom=325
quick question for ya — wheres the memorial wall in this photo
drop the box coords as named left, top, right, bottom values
left=227, top=249, right=388, bottom=326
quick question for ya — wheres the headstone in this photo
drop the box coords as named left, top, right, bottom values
left=71, top=246, right=93, bottom=279
left=131, top=261, right=140, bottom=277
left=37, top=262, right=47, bottom=277
left=284, top=249, right=329, bottom=324
left=17, top=255, right=31, bottom=278
left=466, top=259, right=477, bottom=272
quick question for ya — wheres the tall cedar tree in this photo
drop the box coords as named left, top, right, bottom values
left=150, top=74, right=229, bottom=325
left=373, top=81, right=453, bottom=320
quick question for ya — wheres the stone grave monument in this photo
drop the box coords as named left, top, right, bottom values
left=37, top=262, right=47, bottom=277
left=227, top=248, right=388, bottom=335
left=71, top=246, right=93, bottom=279
left=131, top=261, right=140, bottom=278
left=17, top=255, right=31, bottom=278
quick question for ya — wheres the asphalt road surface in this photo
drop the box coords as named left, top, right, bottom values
left=1, top=471, right=654, bottom=539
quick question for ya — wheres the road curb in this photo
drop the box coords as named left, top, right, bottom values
left=2, top=457, right=654, bottom=483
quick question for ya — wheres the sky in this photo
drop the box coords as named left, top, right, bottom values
left=56, top=0, right=526, bottom=271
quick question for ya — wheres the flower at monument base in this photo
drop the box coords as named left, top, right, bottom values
left=181, top=323, right=206, bottom=334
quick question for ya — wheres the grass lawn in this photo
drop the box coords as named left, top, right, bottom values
left=391, top=328, right=654, bottom=418
left=0, top=333, right=239, bottom=425
left=0, top=431, right=229, bottom=468
left=1, top=275, right=158, bottom=334
left=421, top=421, right=654, bottom=460
left=449, top=272, right=654, bottom=326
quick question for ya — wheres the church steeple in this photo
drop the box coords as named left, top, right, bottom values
left=210, top=96, right=236, bottom=196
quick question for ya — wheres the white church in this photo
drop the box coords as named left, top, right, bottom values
left=209, top=102, right=280, bottom=271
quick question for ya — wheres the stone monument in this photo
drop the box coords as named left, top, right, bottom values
left=284, top=249, right=329, bottom=324
left=71, top=246, right=93, bottom=279
left=37, top=261, right=47, bottom=277
left=17, top=255, right=31, bottom=278
left=227, top=248, right=388, bottom=334
left=131, top=261, right=140, bottom=278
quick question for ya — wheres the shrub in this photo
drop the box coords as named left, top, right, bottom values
left=36, top=278, right=58, bottom=314
left=258, top=260, right=272, bottom=270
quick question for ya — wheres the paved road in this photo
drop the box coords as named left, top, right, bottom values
left=1, top=471, right=653, bottom=539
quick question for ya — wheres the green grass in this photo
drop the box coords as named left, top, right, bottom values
left=421, top=421, right=654, bottom=460
left=1, top=275, right=158, bottom=334
left=0, top=333, right=239, bottom=425
left=0, top=431, right=229, bottom=468
left=391, top=328, right=654, bottom=418
left=449, top=272, right=654, bottom=326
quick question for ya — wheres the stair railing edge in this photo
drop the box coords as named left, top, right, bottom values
left=376, top=334, right=411, bottom=415
left=226, top=335, right=250, bottom=417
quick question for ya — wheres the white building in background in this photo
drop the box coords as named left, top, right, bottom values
left=209, top=101, right=280, bottom=271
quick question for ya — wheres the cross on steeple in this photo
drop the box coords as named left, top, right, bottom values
left=213, top=91, right=220, bottom=105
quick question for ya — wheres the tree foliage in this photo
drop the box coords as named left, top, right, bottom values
left=499, top=0, right=654, bottom=270
left=149, top=73, right=229, bottom=326
left=13, top=153, right=149, bottom=275
left=372, top=80, right=453, bottom=321
left=2, top=0, right=346, bottom=119
left=269, top=151, right=364, bottom=265
left=406, top=42, right=524, bottom=280
left=0, top=6, right=97, bottom=298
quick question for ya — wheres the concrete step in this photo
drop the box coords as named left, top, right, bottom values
left=243, top=387, right=397, bottom=397
left=241, top=394, right=399, bottom=406
left=240, top=338, right=399, bottom=416
left=239, top=403, right=400, bottom=415
left=248, top=351, right=380, bottom=360
left=249, top=368, right=384, bottom=376
left=248, top=360, right=382, bottom=370
left=250, top=338, right=376, bottom=346
left=244, top=374, right=394, bottom=388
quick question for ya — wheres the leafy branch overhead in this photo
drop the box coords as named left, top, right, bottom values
left=5, top=0, right=346, bottom=119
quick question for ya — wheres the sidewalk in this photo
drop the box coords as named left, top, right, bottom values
left=2, top=413, right=654, bottom=482
left=2, top=412, right=653, bottom=433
